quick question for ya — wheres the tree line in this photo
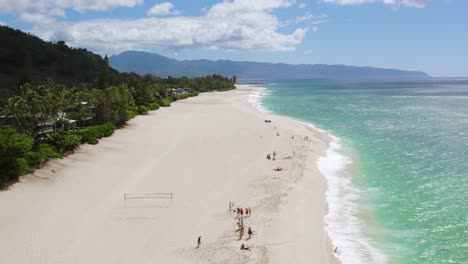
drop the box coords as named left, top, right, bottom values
left=0, top=73, right=236, bottom=189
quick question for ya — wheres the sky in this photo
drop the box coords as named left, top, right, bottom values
left=0, top=0, right=466, bottom=77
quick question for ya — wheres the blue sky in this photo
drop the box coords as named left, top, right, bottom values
left=0, top=0, right=466, bottom=76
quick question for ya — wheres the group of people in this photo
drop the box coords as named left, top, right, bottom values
left=195, top=128, right=307, bottom=252
left=234, top=206, right=252, bottom=218
left=230, top=202, right=254, bottom=251
left=266, top=151, right=277, bottom=161
left=267, top=151, right=284, bottom=171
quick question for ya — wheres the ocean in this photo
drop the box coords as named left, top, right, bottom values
left=247, top=79, right=468, bottom=264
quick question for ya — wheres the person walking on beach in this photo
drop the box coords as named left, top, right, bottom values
left=196, top=236, right=201, bottom=249
left=238, top=216, right=244, bottom=226
left=239, top=226, right=245, bottom=240
left=247, top=227, right=253, bottom=240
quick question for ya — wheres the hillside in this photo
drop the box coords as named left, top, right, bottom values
left=110, top=50, right=429, bottom=79
left=0, top=26, right=119, bottom=102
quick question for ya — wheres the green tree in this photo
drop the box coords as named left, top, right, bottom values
left=96, top=55, right=110, bottom=89
left=0, top=128, right=33, bottom=187
left=94, top=85, right=134, bottom=125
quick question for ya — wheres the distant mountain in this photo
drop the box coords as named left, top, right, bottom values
left=110, top=51, right=429, bottom=79
left=0, top=26, right=119, bottom=102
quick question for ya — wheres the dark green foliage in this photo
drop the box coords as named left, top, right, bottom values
left=16, top=158, right=33, bottom=175
left=0, top=128, right=33, bottom=187
left=78, top=127, right=99, bottom=144
left=99, top=122, right=116, bottom=137
left=38, top=143, right=63, bottom=159
left=0, top=26, right=120, bottom=104
left=126, top=109, right=138, bottom=120
left=47, top=132, right=81, bottom=153
left=137, top=105, right=149, bottom=115
left=148, top=102, right=160, bottom=110
left=24, top=144, right=62, bottom=169
left=77, top=122, right=115, bottom=145
left=159, top=97, right=173, bottom=107
left=94, top=85, right=135, bottom=125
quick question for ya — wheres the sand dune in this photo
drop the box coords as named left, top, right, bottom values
left=0, top=87, right=337, bottom=263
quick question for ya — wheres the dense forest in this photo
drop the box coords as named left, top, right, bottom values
left=0, top=25, right=236, bottom=188
left=0, top=25, right=121, bottom=103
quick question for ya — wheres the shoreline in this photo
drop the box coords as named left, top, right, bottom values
left=0, top=86, right=338, bottom=263
left=246, top=83, right=389, bottom=264
left=240, top=84, right=340, bottom=263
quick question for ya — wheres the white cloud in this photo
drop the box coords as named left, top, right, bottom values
left=0, top=0, right=143, bottom=22
left=298, top=3, right=306, bottom=8
left=322, top=0, right=430, bottom=8
left=18, top=12, right=56, bottom=24
left=281, top=12, right=327, bottom=27
left=31, top=0, right=308, bottom=54
left=296, top=13, right=314, bottom=23
left=147, top=2, right=181, bottom=16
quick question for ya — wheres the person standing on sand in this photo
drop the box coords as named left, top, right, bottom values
left=239, top=226, right=245, bottom=240
left=247, top=227, right=253, bottom=240
left=238, top=216, right=243, bottom=226
left=196, top=236, right=201, bottom=249
left=240, top=208, right=244, bottom=217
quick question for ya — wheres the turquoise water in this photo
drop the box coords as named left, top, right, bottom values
left=255, top=79, right=468, bottom=264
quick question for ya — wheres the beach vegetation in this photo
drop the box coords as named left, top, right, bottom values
left=46, top=132, right=82, bottom=153
left=0, top=128, right=33, bottom=187
left=0, top=25, right=236, bottom=189
left=159, top=97, right=173, bottom=107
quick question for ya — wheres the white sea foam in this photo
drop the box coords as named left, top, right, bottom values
left=247, top=87, right=271, bottom=113
left=317, top=134, right=388, bottom=264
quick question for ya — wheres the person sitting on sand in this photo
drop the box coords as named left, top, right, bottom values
left=276, top=132, right=280, bottom=136
left=266, top=153, right=271, bottom=160
left=274, top=166, right=283, bottom=171
left=240, top=243, right=251, bottom=251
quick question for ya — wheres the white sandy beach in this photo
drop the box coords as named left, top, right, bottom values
left=0, top=86, right=337, bottom=264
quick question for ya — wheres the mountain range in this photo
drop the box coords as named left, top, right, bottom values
left=110, top=51, right=429, bottom=79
